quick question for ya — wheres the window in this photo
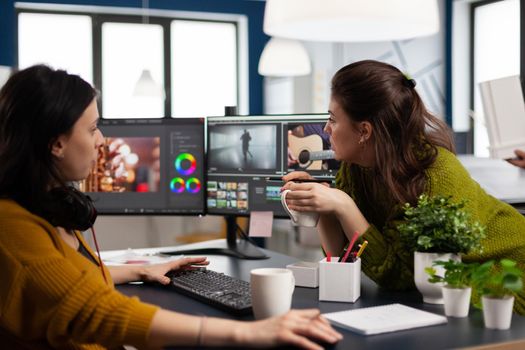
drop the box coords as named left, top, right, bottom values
left=17, top=5, right=246, bottom=119
left=102, top=22, right=164, bottom=118
left=171, top=20, right=238, bottom=117
left=472, top=0, right=520, bottom=156
left=18, top=12, right=92, bottom=84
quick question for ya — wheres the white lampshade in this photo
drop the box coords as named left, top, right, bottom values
left=264, top=0, right=440, bottom=42
left=258, top=38, right=311, bottom=77
left=133, top=69, right=165, bottom=98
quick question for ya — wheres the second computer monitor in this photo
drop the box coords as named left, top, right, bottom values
left=206, top=114, right=340, bottom=217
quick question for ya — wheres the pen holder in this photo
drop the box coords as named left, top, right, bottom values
left=319, top=257, right=361, bottom=303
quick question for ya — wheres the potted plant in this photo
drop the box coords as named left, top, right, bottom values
left=426, top=260, right=478, bottom=317
left=398, top=194, right=486, bottom=304
left=471, top=259, right=523, bottom=329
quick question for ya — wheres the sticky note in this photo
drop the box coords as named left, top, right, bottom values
left=249, top=211, right=273, bottom=237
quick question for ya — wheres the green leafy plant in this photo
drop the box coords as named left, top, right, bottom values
left=398, top=194, right=486, bottom=253
left=471, top=259, right=523, bottom=298
left=425, top=259, right=479, bottom=288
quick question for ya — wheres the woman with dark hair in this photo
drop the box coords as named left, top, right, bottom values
left=0, top=65, right=341, bottom=349
left=282, top=59, right=525, bottom=314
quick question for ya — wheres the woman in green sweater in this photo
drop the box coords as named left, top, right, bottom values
left=282, top=60, right=525, bottom=314
left=0, top=65, right=341, bottom=349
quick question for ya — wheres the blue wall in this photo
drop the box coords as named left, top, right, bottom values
left=0, top=0, right=268, bottom=114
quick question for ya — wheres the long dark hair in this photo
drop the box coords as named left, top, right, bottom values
left=331, top=60, right=454, bottom=206
left=0, top=64, right=97, bottom=216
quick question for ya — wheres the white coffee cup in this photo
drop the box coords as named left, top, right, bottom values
left=281, top=189, right=320, bottom=227
left=250, top=268, right=295, bottom=319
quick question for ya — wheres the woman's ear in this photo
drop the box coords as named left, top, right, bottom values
left=50, top=135, right=67, bottom=159
left=359, top=121, right=373, bottom=142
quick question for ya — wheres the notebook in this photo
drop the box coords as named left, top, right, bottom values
left=479, top=75, right=525, bottom=159
left=323, top=303, right=447, bottom=335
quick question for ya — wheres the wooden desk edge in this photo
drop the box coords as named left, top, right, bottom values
left=459, top=339, right=525, bottom=350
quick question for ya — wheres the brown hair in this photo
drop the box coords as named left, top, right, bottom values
left=331, top=60, right=454, bottom=205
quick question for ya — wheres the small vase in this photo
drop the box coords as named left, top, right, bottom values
left=442, top=286, right=471, bottom=317
left=482, top=295, right=515, bottom=330
left=414, top=252, right=459, bottom=304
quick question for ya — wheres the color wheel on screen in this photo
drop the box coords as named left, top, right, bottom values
left=185, top=178, right=201, bottom=193
left=175, top=153, right=196, bottom=176
left=169, top=177, right=201, bottom=194
left=170, top=177, right=185, bottom=193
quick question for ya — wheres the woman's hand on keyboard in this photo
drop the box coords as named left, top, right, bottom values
left=241, top=309, right=342, bottom=350
left=140, top=257, right=209, bottom=285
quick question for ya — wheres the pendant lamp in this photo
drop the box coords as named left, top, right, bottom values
left=133, top=69, right=165, bottom=97
left=258, top=38, right=311, bottom=77
left=263, top=0, right=440, bottom=42
left=133, top=0, right=164, bottom=98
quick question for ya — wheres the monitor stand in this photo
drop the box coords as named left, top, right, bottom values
left=164, top=216, right=269, bottom=260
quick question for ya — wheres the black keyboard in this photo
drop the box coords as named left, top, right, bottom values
left=166, top=269, right=252, bottom=316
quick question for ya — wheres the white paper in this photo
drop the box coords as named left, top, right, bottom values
left=102, top=248, right=183, bottom=266
left=323, top=303, right=447, bottom=335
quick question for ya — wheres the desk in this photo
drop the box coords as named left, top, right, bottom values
left=116, top=240, right=525, bottom=350
left=458, top=155, right=525, bottom=204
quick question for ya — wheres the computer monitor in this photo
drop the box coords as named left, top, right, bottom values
left=81, top=118, right=205, bottom=215
left=171, top=114, right=338, bottom=260
left=206, top=114, right=339, bottom=218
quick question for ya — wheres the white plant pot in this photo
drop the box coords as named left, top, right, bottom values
left=414, top=252, right=460, bottom=304
left=442, top=286, right=471, bottom=317
left=482, top=295, right=515, bottom=330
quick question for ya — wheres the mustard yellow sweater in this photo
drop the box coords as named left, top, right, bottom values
left=336, top=147, right=525, bottom=314
left=0, top=199, right=159, bottom=349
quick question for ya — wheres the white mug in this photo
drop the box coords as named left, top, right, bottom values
left=250, top=268, right=295, bottom=319
left=281, top=189, right=320, bottom=227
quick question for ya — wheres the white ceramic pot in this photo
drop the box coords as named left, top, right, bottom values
left=442, top=286, right=471, bottom=317
left=482, top=295, right=515, bottom=330
left=414, top=252, right=459, bottom=304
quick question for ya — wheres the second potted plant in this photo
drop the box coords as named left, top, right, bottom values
left=426, top=259, right=478, bottom=317
left=471, top=259, right=523, bottom=330
left=398, top=194, right=486, bottom=304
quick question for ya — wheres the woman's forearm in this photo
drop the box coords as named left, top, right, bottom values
left=335, top=197, right=370, bottom=240
left=147, top=307, right=343, bottom=349
left=318, top=214, right=346, bottom=255
left=317, top=196, right=370, bottom=256
left=147, top=309, right=242, bottom=347
left=108, top=265, right=145, bottom=284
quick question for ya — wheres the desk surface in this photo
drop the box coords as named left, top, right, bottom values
left=116, top=240, right=525, bottom=350
left=458, top=155, right=525, bottom=203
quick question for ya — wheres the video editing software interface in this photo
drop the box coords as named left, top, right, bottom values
left=206, top=114, right=340, bottom=217
left=83, top=118, right=205, bottom=214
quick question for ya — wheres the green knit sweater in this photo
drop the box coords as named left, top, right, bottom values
left=336, top=147, right=525, bottom=314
